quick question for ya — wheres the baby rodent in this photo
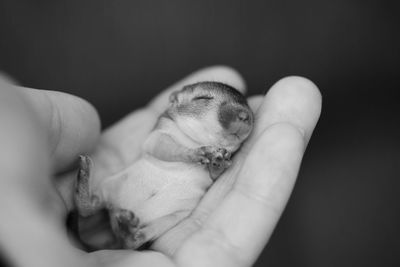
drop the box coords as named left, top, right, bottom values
left=74, top=81, right=254, bottom=249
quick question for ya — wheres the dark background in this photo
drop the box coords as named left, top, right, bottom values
left=1, top=0, right=399, bottom=266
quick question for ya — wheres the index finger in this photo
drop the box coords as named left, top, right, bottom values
left=185, top=77, right=322, bottom=266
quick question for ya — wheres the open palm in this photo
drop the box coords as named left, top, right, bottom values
left=0, top=67, right=321, bottom=267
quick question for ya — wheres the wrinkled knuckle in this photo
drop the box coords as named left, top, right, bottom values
left=233, top=185, right=281, bottom=215
left=267, top=122, right=306, bottom=149
left=198, top=226, right=247, bottom=266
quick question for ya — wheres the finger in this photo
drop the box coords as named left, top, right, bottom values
left=93, top=66, right=246, bottom=177
left=251, top=76, right=322, bottom=144
left=18, top=87, right=101, bottom=173
left=0, top=81, right=50, bottom=187
left=0, top=79, right=83, bottom=267
left=149, top=65, right=246, bottom=114
left=154, top=78, right=320, bottom=256
left=186, top=77, right=322, bottom=266
left=184, top=124, right=304, bottom=267
left=247, top=95, right=263, bottom=113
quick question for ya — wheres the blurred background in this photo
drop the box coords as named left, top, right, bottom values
left=0, top=0, right=399, bottom=266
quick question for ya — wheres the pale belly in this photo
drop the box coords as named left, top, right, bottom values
left=97, top=155, right=213, bottom=223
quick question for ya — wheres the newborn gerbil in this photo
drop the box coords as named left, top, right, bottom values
left=74, top=81, right=254, bottom=249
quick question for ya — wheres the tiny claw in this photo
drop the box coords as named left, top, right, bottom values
left=224, top=151, right=232, bottom=159
left=79, top=155, right=93, bottom=171
left=200, top=158, right=210, bottom=165
left=198, top=149, right=206, bottom=156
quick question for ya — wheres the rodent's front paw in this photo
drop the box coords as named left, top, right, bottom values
left=210, top=152, right=232, bottom=169
left=199, top=146, right=231, bottom=168
left=191, top=148, right=211, bottom=165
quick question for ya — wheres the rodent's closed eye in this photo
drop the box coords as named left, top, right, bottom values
left=192, top=95, right=214, bottom=101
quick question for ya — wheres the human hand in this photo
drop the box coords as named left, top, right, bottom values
left=0, top=66, right=321, bottom=267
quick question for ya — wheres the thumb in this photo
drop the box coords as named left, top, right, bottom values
left=0, top=77, right=84, bottom=267
left=18, top=86, right=101, bottom=173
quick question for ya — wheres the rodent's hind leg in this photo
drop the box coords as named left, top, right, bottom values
left=109, top=209, right=191, bottom=250
left=140, top=210, right=191, bottom=245
left=109, top=208, right=145, bottom=249
left=74, top=155, right=102, bottom=217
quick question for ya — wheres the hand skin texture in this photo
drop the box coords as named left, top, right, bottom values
left=0, top=66, right=321, bottom=267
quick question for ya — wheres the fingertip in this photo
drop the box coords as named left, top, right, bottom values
left=51, top=91, right=101, bottom=139
left=269, top=76, right=322, bottom=121
left=195, top=65, right=246, bottom=93
left=256, top=76, right=322, bottom=143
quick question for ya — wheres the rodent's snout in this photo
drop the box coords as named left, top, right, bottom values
left=218, top=104, right=254, bottom=139
left=237, top=110, right=250, bottom=123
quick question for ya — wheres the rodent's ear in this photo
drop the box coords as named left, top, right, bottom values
left=169, top=91, right=179, bottom=103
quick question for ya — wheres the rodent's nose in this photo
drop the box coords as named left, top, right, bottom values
left=218, top=105, right=253, bottom=138
left=237, top=111, right=250, bottom=122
